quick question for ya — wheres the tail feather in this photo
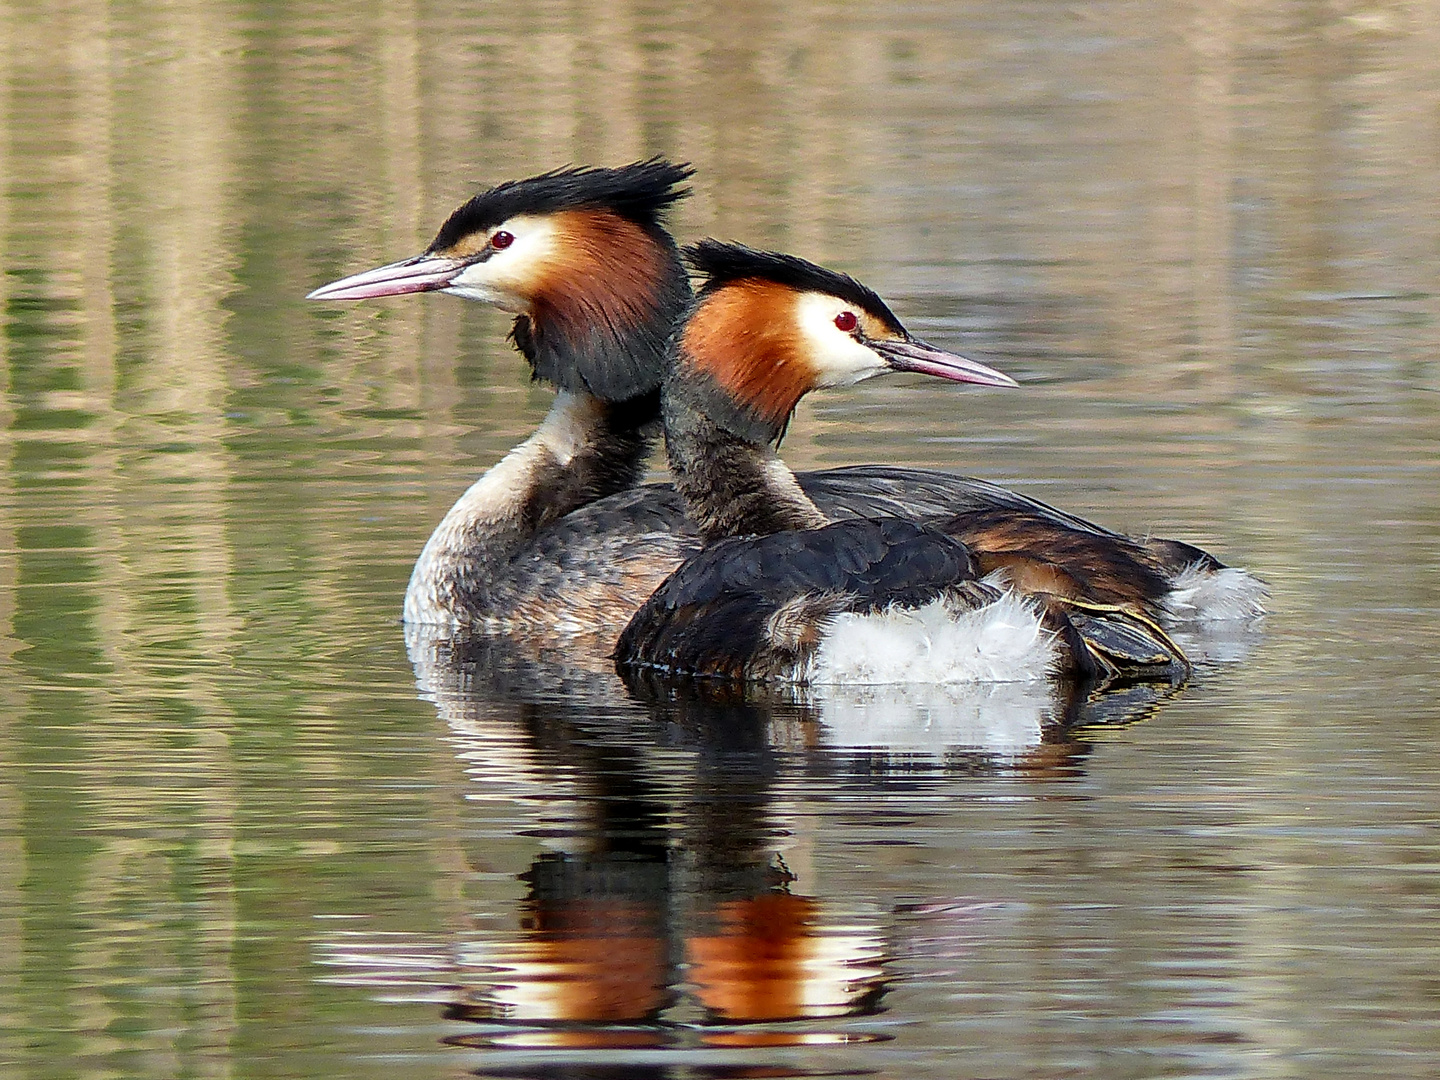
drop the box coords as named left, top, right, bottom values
left=1164, top=563, right=1269, bottom=622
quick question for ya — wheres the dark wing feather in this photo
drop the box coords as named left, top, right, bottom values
left=805, top=466, right=1190, bottom=617
left=615, top=518, right=978, bottom=678
left=798, top=464, right=1121, bottom=536
left=456, top=466, right=1226, bottom=647
left=935, top=506, right=1173, bottom=613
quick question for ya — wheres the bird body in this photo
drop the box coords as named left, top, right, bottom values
left=310, top=167, right=1264, bottom=655
left=616, top=243, right=1265, bottom=682
left=614, top=516, right=1060, bottom=683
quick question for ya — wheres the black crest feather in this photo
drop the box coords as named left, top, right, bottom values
left=684, top=240, right=905, bottom=336
left=427, top=159, right=694, bottom=252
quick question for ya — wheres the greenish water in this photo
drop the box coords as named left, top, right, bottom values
left=2, top=2, right=1439, bottom=1078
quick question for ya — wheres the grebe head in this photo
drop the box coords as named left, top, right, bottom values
left=308, top=159, right=695, bottom=401
left=672, top=240, right=1018, bottom=444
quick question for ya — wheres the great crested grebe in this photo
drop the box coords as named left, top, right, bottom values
left=308, top=160, right=696, bottom=630
left=312, top=165, right=1264, bottom=640
left=615, top=243, right=1259, bottom=682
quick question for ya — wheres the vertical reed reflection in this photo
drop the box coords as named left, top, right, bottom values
left=0, top=0, right=248, bottom=1068
left=0, top=1, right=16, bottom=1027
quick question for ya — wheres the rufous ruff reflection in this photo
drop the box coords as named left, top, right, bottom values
left=451, top=852, right=670, bottom=1025
left=686, top=892, right=885, bottom=1022
left=443, top=858, right=887, bottom=1038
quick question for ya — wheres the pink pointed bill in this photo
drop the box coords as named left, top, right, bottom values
left=306, top=255, right=467, bottom=301
left=872, top=337, right=1019, bottom=389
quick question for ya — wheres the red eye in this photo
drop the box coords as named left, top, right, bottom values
left=834, top=310, right=858, bottom=332
left=491, top=230, right=515, bottom=250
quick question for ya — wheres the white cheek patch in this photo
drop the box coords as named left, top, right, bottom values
left=795, top=292, right=888, bottom=387
left=444, top=214, right=560, bottom=311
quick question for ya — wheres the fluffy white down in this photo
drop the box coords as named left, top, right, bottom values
left=1164, top=563, right=1269, bottom=622
left=802, top=592, right=1057, bottom=685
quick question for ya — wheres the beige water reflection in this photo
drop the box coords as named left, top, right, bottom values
left=2, top=2, right=1439, bottom=1078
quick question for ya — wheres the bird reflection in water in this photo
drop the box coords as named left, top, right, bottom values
left=447, top=850, right=887, bottom=1043
left=317, top=627, right=1206, bottom=1064
left=422, top=632, right=895, bottom=1051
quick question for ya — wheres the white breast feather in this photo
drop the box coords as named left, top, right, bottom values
left=803, top=592, right=1057, bottom=685
left=404, top=392, right=605, bottom=627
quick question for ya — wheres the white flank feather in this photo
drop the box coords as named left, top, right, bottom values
left=1164, top=562, right=1269, bottom=622
left=803, top=593, right=1057, bottom=685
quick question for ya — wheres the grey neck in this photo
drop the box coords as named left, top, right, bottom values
left=662, top=376, right=827, bottom=544
left=404, top=390, right=658, bottom=626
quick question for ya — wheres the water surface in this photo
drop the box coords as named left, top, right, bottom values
left=2, top=2, right=1438, bottom=1078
